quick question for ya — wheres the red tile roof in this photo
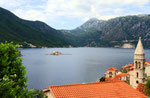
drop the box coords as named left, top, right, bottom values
left=105, top=77, right=121, bottom=82
left=114, top=73, right=129, bottom=79
left=127, top=70, right=133, bottom=74
left=121, top=62, right=150, bottom=68
left=145, top=62, right=150, bottom=66
left=50, top=81, right=147, bottom=98
left=121, top=64, right=134, bottom=69
left=130, top=66, right=134, bottom=70
left=107, top=67, right=118, bottom=71
left=136, top=83, right=145, bottom=95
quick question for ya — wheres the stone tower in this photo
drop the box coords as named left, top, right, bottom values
left=130, top=37, right=145, bottom=88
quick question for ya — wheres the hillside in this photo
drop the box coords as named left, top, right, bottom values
left=0, top=7, right=70, bottom=48
left=1, top=7, right=150, bottom=48
left=65, top=15, right=150, bottom=48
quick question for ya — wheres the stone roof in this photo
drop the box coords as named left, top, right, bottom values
left=134, top=37, right=145, bottom=55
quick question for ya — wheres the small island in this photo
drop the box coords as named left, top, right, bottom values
left=51, top=51, right=62, bottom=55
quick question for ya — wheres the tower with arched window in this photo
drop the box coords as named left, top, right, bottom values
left=130, top=37, right=145, bottom=88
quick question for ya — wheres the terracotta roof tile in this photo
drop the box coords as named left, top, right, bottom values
left=130, top=66, right=134, bottom=70
left=114, top=73, right=129, bottom=79
left=136, top=83, right=145, bottom=94
left=145, top=62, right=150, bottom=66
left=105, top=78, right=121, bottom=82
left=50, top=81, right=147, bottom=98
left=127, top=70, right=133, bottom=74
left=107, top=67, right=118, bottom=71
left=121, top=64, right=134, bottom=69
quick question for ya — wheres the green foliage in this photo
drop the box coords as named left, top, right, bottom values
left=0, top=42, right=45, bottom=97
left=0, top=7, right=70, bottom=48
left=145, top=76, right=150, bottom=96
left=99, top=76, right=105, bottom=82
left=122, top=69, right=127, bottom=73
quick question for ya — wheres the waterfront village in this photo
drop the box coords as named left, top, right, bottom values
left=42, top=37, right=149, bottom=97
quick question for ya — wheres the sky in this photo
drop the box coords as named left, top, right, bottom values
left=0, top=0, right=150, bottom=30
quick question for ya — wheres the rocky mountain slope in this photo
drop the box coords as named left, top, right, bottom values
left=64, top=15, right=150, bottom=48
left=1, top=7, right=150, bottom=48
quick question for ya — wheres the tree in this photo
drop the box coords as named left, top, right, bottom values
left=0, top=42, right=44, bottom=97
left=145, top=76, right=150, bottom=96
left=99, top=76, right=105, bottom=82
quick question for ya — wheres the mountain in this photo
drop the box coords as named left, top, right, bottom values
left=0, top=7, right=70, bottom=47
left=2, top=7, right=150, bottom=48
left=64, top=15, right=150, bottom=48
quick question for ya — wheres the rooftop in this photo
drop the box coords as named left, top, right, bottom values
left=145, top=62, right=150, bottom=66
left=136, top=83, right=145, bottom=95
left=115, top=73, right=129, bottom=79
left=107, top=67, right=118, bottom=71
left=50, top=81, right=147, bottom=98
left=121, top=64, right=133, bottom=69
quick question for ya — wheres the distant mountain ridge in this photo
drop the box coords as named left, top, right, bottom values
left=63, top=15, right=150, bottom=48
left=1, top=7, right=150, bottom=48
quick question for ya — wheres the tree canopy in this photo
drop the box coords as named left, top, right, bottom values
left=0, top=42, right=44, bottom=97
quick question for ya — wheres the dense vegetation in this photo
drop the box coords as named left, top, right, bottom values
left=0, top=7, right=70, bottom=48
left=145, top=76, right=150, bottom=96
left=0, top=42, right=44, bottom=97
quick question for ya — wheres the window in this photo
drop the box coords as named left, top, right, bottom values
left=136, top=72, right=139, bottom=78
left=136, top=80, right=139, bottom=84
left=135, top=61, right=137, bottom=68
left=109, top=72, right=112, bottom=74
left=139, top=62, right=141, bottom=68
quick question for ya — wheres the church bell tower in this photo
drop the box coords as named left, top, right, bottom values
left=132, top=37, right=145, bottom=88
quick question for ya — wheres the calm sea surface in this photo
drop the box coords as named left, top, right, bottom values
left=21, top=47, right=150, bottom=90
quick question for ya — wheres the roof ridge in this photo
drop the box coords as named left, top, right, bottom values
left=50, top=81, right=124, bottom=88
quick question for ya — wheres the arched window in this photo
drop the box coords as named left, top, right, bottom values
left=137, top=72, right=139, bottom=78
left=139, top=62, right=141, bottom=68
left=136, top=80, right=139, bottom=84
left=135, top=61, right=137, bottom=68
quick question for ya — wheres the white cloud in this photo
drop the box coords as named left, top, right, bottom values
left=114, top=9, right=123, bottom=14
left=15, top=9, right=46, bottom=22
left=43, top=0, right=149, bottom=19
left=0, top=0, right=27, bottom=8
left=0, top=0, right=150, bottom=29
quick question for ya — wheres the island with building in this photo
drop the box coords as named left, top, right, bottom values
left=42, top=37, right=149, bottom=98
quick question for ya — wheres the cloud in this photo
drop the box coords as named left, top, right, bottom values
left=14, top=9, right=46, bottom=22
left=0, top=0, right=150, bottom=29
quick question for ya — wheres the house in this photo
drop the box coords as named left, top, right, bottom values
left=121, top=64, right=134, bottom=72
left=44, top=81, right=147, bottom=98
left=145, top=62, right=150, bottom=76
left=105, top=67, right=119, bottom=78
left=114, top=73, right=130, bottom=81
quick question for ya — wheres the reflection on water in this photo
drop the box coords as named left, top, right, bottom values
left=21, top=48, right=150, bottom=90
